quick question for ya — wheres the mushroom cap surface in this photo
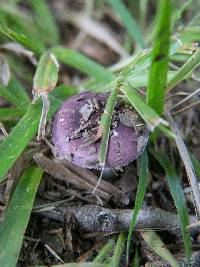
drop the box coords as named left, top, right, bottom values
left=53, top=92, right=148, bottom=169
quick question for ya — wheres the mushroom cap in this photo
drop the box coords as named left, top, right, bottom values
left=53, top=92, right=148, bottom=169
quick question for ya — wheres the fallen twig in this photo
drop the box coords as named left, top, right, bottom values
left=34, top=205, right=199, bottom=236
left=62, top=159, right=123, bottom=199
left=33, top=153, right=111, bottom=201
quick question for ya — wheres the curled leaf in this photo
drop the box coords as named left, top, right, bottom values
left=33, top=52, right=59, bottom=102
left=33, top=52, right=59, bottom=140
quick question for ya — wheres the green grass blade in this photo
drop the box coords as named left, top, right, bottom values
left=0, top=24, right=44, bottom=54
left=111, top=233, right=125, bottom=267
left=180, top=26, right=200, bottom=42
left=146, top=0, right=171, bottom=115
left=107, top=0, right=145, bottom=49
left=141, top=231, right=180, bottom=267
left=0, top=166, right=43, bottom=267
left=0, top=3, right=41, bottom=35
left=0, top=107, right=24, bottom=121
left=98, top=86, right=119, bottom=167
left=51, top=47, right=114, bottom=82
left=0, top=76, right=30, bottom=111
left=111, top=37, right=182, bottom=75
left=88, top=71, right=176, bottom=93
left=93, top=240, right=113, bottom=263
left=126, top=150, right=148, bottom=263
left=0, top=3, right=45, bottom=51
left=121, top=84, right=168, bottom=131
left=0, top=85, right=76, bottom=182
left=153, top=152, right=192, bottom=261
left=93, top=84, right=120, bottom=191
left=158, top=124, right=176, bottom=139
left=167, top=48, right=200, bottom=91
left=31, top=0, right=60, bottom=46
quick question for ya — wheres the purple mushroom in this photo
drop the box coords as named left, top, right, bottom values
left=53, top=92, right=148, bottom=169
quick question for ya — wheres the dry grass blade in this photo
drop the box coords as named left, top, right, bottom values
left=68, top=12, right=128, bottom=58
left=170, top=87, right=200, bottom=110
left=2, top=42, right=37, bottom=65
left=165, top=110, right=200, bottom=219
left=171, top=100, right=200, bottom=116
left=153, top=151, right=192, bottom=261
left=107, top=0, right=146, bottom=49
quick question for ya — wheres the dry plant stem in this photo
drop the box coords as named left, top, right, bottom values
left=35, top=205, right=198, bottom=236
left=62, top=160, right=122, bottom=198
left=171, top=100, right=200, bottom=116
left=33, top=153, right=110, bottom=201
left=44, top=243, right=64, bottom=264
left=165, top=110, right=200, bottom=219
left=170, top=87, right=200, bottom=110
left=37, top=93, right=50, bottom=140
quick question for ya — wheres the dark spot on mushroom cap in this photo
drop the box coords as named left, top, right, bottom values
left=53, top=92, right=149, bottom=169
